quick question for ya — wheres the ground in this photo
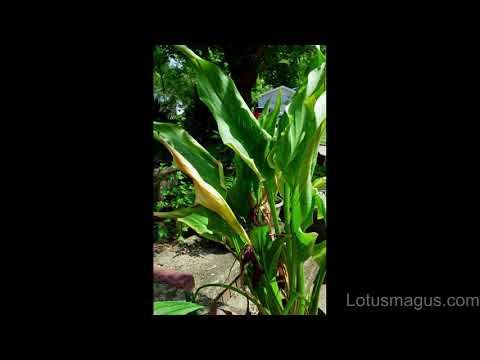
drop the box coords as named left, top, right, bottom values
left=154, top=235, right=326, bottom=315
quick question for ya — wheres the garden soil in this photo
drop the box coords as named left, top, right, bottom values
left=154, top=236, right=326, bottom=315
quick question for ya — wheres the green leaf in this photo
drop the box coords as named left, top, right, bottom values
left=153, top=301, right=203, bottom=315
left=312, top=241, right=326, bottom=267
left=249, top=225, right=270, bottom=259
left=308, top=241, right=326, bottom=315
left=265, top=237, right=285, bottom=280
left=226, top=154, right=259, bottom=219
left=293, top=230, right=317, bottom=262
left=312, top=177, right=326, bottom=189
left=284, top=91, right=326, bottom=260
left=276, top=79, right=326, bottom=184
left=268, top=90, right=326, bottom=261
left=257, top=96, right=272, bottom=125
left=175, top=45, right=274, bottom=182
left=261, top=87, right=283, bottom=137
left=154, top=122, right=250, bottom=245
left=154, top=122, right=226, bottom=196
left=313, top=189, right=327, bottom=223
left=154, top=207, right=196, bottom=219
left=282, top=292, right=301, bottom=315
left=154, top=206, right=246, bottom=255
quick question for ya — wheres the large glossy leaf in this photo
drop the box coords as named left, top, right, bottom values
left=153, top=122, right=250, bottom=245
left=153, top=301, right=203, bottom=315
left=275, top=73, right=326, bottom=184
left=226, top=154, right=259, bottom=220
left=249, top=225, right=270, bottom=259
left=272, top=44, right=325, bottom=177
left=260, top=87, right=282, bottom=137
left=276, top=59, right=326, bottom=261
left=248, top=225, right=284, bottom=280
left=290, top=102, right=326, bottom=259
left=154, top=122, right=226, bottom=196
left=175, top=45, right=274, bottom=182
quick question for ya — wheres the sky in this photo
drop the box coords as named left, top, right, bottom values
left=169, top=57, right=182, bottom=69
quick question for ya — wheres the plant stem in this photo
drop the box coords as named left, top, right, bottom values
left=284, top=182, right=291, bottom=234
left=308, top=265, right=326, bottom=315
left=289, top=242, right=297, bottom=314
left=297, top=262, right=305, bottom=314
left=266, top=183, right=281, bottom=235
left=194, top=283, right=266, bottom=314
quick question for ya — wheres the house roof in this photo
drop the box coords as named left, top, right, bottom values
left=258, top=85, right=295, bottom=100
left=257, top=86, right=296, bottom=112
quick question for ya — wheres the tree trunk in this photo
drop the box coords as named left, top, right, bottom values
left=222, top=45, right=265, bottom=108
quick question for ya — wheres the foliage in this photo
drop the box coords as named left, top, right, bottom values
left=257, top=45, right=321, bottom=89
left=153, top=161, right=195, bottom=242
left=251, top=76, right=274, bottom=105
left=153, top=46, right=196, bottom=124
left=154, top=162, right=195, bottom=211
left=153, top=45, right=323, bottom=127
left=153, top=45, right=327, bottom=315
left=153, top=300, right=203, bottom=315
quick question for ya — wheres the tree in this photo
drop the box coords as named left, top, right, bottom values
left=222, top=44, right=265, bottom=108
left=153, top=44, right=326, bottom=142
left=257, top=45, right=318, bottom=89
left=153, top=45, right=196, bottom=123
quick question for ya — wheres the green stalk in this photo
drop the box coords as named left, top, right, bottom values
left=284, top=182, right=291, bottom=234
left=308, top=266, right=326, bottom=315
left=266, top=183, right=281, bottom=235
left=297, top=262, right=305, bottom=314
left=282, top=182, right=295, bottom=300
left=282, top=292, right=300, bottom=315
left=289, top=242, right=297, bottom=314
left=282, top=182, right=294, bottom=306
left=194, top=283, right=267, bottom=314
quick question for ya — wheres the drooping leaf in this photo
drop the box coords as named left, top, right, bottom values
left=154, top=207, right=196, bottom=219
left=154, top=122, right=250, bottom=245
left=154, top=206, right=246, bottom=255
left=153, top=301, right=203, bottom=315
left=175, top=45, right=274, bottom=182
left=154, top=122, right=226, bottom=196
